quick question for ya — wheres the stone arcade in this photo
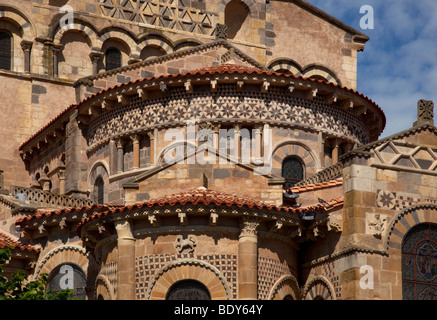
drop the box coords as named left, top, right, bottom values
left=0, top=0, right=436, bottom=300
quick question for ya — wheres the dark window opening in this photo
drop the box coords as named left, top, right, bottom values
left=282, top=156, right=304, bottom=189
left=94, top=176, right=104, bottom=204
left=105, top=47, right=121, bottom=71
left=48, top=263, right=87, bottom=300
left=0, top=31, right=12, bottom=71
left=166, top=280, right=211, bottom=300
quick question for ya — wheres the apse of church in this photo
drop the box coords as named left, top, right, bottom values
left=0, top=0, right=436, bottom=301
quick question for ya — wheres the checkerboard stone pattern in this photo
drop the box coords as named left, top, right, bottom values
left=101, top=261, right=118, bottom=295
left=135, top=253, right=237, bottom=300
left=257, top=256, right=292, bottom=300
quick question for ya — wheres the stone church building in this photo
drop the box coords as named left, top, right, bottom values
left=0, top=0, right=435, bottom=300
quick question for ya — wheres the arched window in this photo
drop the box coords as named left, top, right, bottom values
left=166, top=280, right=211, bottom=300
left=281, top=156, right=304, bottom=189
left=0, top=31, right=12, bottom=70
left=94, top=176, right=104, bottom=204
left=48, top=263, right=87, bottom=300
left=105, top=47, right=121, bottom=71
left=402, top=223, right=437, bottom=300
left=224, top=0, right=251, bottom=40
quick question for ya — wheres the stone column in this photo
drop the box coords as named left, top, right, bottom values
left=320, top=133, right=327, bottom=169
left=238, top=217, right=259, bottom=300
left=131, top=135, right=140, bottom=169
left=233, top=124, right=240, bottom=161
left=116, top=139, right=125, bottom=173
left=147, top=131, right=154, bottom=165
left=20, top=41, right=32, bottom=73
left=115, top=220, right=136, bottom=300
left=58, top=169, right=66, bottom=194
left=52, top=45, right=63, bottom=77
left=253, top=125, right=263, bottom=164
left=332, top=139, right=340, bottom=165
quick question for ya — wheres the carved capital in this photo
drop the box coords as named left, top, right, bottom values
left=114, top=220, right=134, bottom=241
left=20, top=40, right=33, bottom=52
left=239, top=217, right=260, bottom=238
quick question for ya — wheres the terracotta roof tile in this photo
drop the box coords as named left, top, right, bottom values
left=287, top=178, right=343, bottom=194
left=77, top=187, right=344, bottom=232
left=0, top=231, right=40, bottom=253
left=19, top=104, right=78, bottom=151
left=15, top=203, right=124, bottom=226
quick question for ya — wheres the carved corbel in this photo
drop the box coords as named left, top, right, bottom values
left=325, top=92, right=338, bottom=105
left=148, top=213, right=159, bottom=227
left=340, top=99, right=353, bottom=111
left=209, top=212, right=218, bottom=226
left=184, top=80, right=193, bottom=93
left=210, top=79, right=218, bottom=92
left=269, top=220, right=283, bottom=233
left=353, top=105, right=367, bottom=117
left=288, top=227, right=302, bottom=239
left=178, top=212, right=187, bottom=225
left=137, top=88, right=149, bottom=101
left=59, top=217, right=68, bottom=230
left=236, top=81, right=244, bottom=91
left=102, top=99, right=115, bottom=111
left=88, top=105, right=101, bottom=117
left=38, top=221, right=47, bottom=235
left=117, top=94, right=130, bottom=106
left=306, top=88, right=318, bottom=101
left=261, top=81, right=270, bottom=93
left=159, top=83, right=168, bottom=93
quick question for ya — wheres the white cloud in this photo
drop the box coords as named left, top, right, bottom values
left=306, top=0, right=437, bottom=138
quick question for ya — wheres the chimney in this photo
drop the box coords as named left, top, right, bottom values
left=413, top=99, right=434, bottom=127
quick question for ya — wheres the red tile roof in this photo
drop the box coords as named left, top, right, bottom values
left=77, top=187, right=344, bottom=232
left=15, top=203, right=124, bottom=226
left=78, top=63, right=384, bottom=114
left=286, top=178, right=343, bottom=194
left=19, top=63, right=386, bottom=150
left=0, top=231, right=40, bottom=253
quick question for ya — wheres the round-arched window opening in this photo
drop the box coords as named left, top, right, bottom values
left=281, top=156, right=304, bottom=189
left=94, top=176, right=104, bottom=204
left=105, top=47, right=122, bottom=71
left=402, top=223, right=437, bottom=300
left=166, top=280, right=211, bottom=300
left=0, top=31, right=12, bottom=71
left=283, top=294, right=294, bottom=300
left=47, top=263, right=87, bottom=300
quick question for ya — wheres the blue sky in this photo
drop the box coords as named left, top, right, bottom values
left=306, top=0, right=437, bottom=138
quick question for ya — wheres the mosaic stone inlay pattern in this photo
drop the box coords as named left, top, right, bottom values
left=374, top=141, right=437, bottom=171
left=135, top=253, right=237, bottom=300
left=321, top=261, right=341, bottom=299
left=376, top=189, right=437, bottom=211
left=98, top=0, right=217, bottom=36
left=258, top=256, right=293, bottom=300
left=101, top=261, right=118, bottom=294
left=88, top=86, right=370, bottom=147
